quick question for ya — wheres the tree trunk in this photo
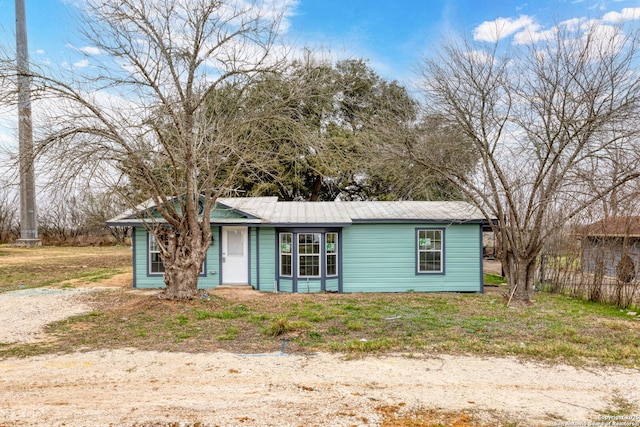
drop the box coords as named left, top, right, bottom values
left=161, top=261, right=201, bottom=300
left=504, top=253, right=536, bottom=304
left=309, top=175, right=323, bottom=201
left=156, top=225, right=208, bottom=301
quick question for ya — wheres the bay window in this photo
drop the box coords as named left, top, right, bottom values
left=278, top=231, right=339, bottom=279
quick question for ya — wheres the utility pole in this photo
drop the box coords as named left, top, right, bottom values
left=15, top=0, right=40, bottom=247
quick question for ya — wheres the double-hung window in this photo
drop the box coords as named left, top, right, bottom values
left=326, top=232, right=338, bottom=276
left=149, top=233, right=165, bottom=274
left=298, top=233, right=321, bottom=277
left=417, top=229, right=443, bottom=273
left=280, top=233, right=293, bottom=276
left=278, top=231, right=339, bottom=279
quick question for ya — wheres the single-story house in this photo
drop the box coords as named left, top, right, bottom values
left=107, top=197, right=491, bottom=293
left=579, top=216, right=640, bottom=278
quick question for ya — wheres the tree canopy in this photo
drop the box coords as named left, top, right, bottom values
left=215, top=58, right=463, bottom=201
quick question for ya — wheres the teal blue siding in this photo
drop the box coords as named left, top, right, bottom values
left=278, top=278, right=293, bottom=293
left=131, top=222, right=482, bottom=293
left=133, top=227, right=160, bottom=288
left=132, top=226, right=220, bottom=289
left=342, top=223, right=482, bottom=293
left=256, top=227, right=276, bottom=291
left=325, top=277, right=339, bottom=292
left=296, top=279, right=322, bottom=293
left=250, top=227, right=257, bottom=287
left=210, top=208, right=248, bottom=219
left=205, top=226, right=221, bottom=288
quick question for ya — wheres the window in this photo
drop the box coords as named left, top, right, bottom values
left=148, top=231, right=205, bottom=275
left=417, top=229, right=443, bottom=273
left=278, top=231, right=339, bottom=279
left=280, top=233, right=293, bottom=276
left=326, top=232, right=338, bottom=276
left=227, top=228, right=244, bottom=256
left=298, top=233, right=321, bottom=277
left=149, top=233, right=165, bottom=274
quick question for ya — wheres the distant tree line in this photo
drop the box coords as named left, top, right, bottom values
left=0, top=187, right=129, bottom=245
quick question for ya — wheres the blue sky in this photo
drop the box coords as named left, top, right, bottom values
left=1, top=0, right=639, bottom=86
left=0, top=0, right=639, bottom=150
left=0, top=0, right=638, bottom=187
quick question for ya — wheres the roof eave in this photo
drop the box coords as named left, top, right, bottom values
left=351, top=218, right=489, bottom=224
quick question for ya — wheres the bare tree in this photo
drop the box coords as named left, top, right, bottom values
left=0, top=0, right=290, bottom=300
left=0, top=185, right=19, bottom=243
left=415, top=21, right=640, bottom=303
left=80, top=191, right=130, bottom=245
left=38, top=195, right=84, bottom=244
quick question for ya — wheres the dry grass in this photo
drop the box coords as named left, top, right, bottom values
left=377, top=404, right=500, bottom=427
left=0, top=245, right=131, bottom=292
left=1, top=244, right=639, bottom=370
left=0, top=284, right=635, bottom=369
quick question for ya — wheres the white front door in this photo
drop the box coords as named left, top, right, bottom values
left=222, top=226, right=248, bottom=284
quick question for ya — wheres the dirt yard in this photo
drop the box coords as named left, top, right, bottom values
left=0, top=273, right=639, bottom=427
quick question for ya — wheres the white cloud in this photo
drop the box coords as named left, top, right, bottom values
left=0, top=127, right=16, bottom=149
left=513, top=23, right=557, bottom=44
left=35, top=49, right=46, bottom=55
left=78, top=46, right=102, bottom=55
left=559, top=17, right=589, bottom=32
left=472, top=7, right=639, bottom=46
left=73, top=59, right=90, bottom=68
left=602, top=7, right=640, bottom=23
left=65, top=43, right=101, bottom=55
left=465, top=49, right=495, bottom=65
left=260, top=0, right=299, bottom=33
left=473, top=15, right=535, bottom=42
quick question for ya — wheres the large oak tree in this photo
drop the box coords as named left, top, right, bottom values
left=224, top=58, right=449, bottom=201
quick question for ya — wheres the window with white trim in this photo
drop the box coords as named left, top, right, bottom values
left=149, top=233, right=165, bottom=274
left=326, top=232, right=338, bottom=276
left=298, top=233, right=321, bottom=277
left=279, top=233, right=293, bottom=276
left=417, top=229, right=443, bottom=273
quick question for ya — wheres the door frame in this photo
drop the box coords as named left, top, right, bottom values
left=220, top=226, right=249, bottom=284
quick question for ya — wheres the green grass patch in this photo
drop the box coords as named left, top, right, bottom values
left=484, top=273, right=506, bottom=285
left=217, top=326, right=241, bottom=341
left=14, top=289, right=632, bottom=367
left=212, top=304, right=250, bottom=319
left=330, top=338, right=394, bottom=353
left=262, top=316, right=309, bottom=337
left=0, top=248, right=638, bottom=368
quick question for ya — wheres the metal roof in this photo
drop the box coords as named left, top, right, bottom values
left=218, top=198, right=486, bottom=224
left=579, top=216, right=640, bottom=237
left=107, top=197, right=488, bottom=226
